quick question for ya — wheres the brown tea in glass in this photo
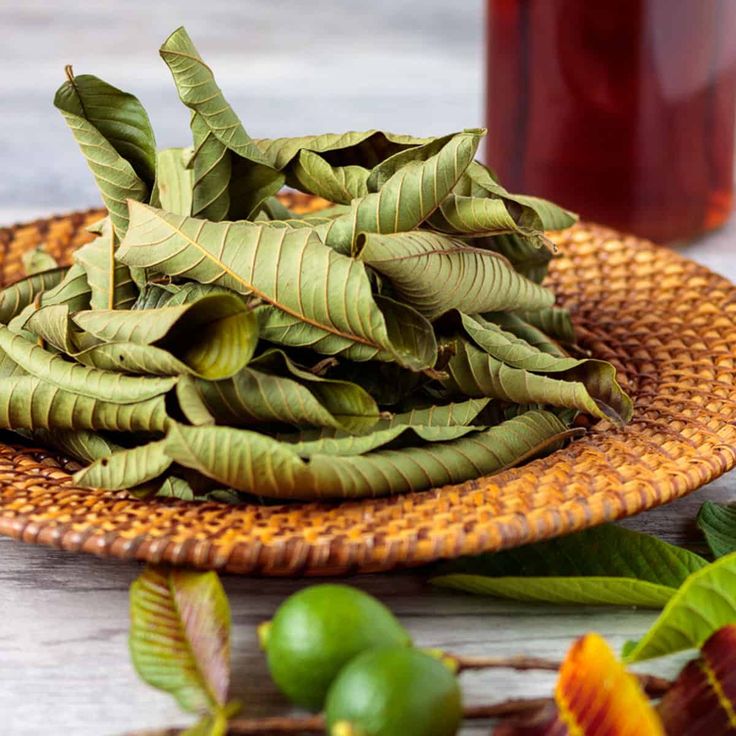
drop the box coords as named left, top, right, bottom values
left=486, top=0, right=736, bottom=242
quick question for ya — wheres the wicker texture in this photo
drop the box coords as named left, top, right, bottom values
left=0, top=208, right=735, bottom=575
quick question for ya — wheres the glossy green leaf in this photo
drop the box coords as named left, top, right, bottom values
left=625, top=551, right=736, bottom=661
left=160, top=27, right=282, bottom=220
left=697, top=501, right=736, bottom=558
left=315, top=129, right=483, bottom=255
left=443, top=338, right=632, bottom=423
left=0, top=268, right=68, bottom=325
left=129, top=567, right=231, bottom=713
left=432, top=575, right=674, bottom=608
left=195, top=349, right=380, bottom=432
left=156, top=147, right=194, bottom=215
left=22, top=246, right=58, bottom=276
left=118, top=202, right=437, bottom=370
left=73, top=292, right=258, bottom=379
left=0, top=326, right=175, bottom=403
left=74, top=439, right=172, bottom=490
left=436, top=524, right=707, bottom=587
left=54, top=70, right=154, bottom=235
left=358, top=230, right=554, bottom=319
left=163, top=410, right=568, bottom=499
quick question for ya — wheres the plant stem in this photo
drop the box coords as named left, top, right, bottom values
left=122, top=699, right=561, bottom=735
left=453, top=654, right=560, bottom=672
left=124, top=668, right=672, bottom=735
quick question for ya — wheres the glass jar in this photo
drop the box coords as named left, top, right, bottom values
left=486, top=0, right=736, bottom=242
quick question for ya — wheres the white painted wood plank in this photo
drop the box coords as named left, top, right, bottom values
left=3, top=0, right=736, bottom=733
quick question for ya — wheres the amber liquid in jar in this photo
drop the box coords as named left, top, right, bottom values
left=486, top=0, right=736, bottom=242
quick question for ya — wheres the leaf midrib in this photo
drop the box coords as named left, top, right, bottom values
left=143, top=207, right=379, bottom=349
left=167, top=574, right=223, bottom=712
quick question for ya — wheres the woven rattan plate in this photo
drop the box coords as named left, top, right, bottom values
left=1, top=205, right=736, bottom=575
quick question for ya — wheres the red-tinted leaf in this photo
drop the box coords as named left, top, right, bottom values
left=658, top=624, right=736, bottom=735
left=494, top=633, right=664, bottom=736
left=129, top=566, right=231, bottom=714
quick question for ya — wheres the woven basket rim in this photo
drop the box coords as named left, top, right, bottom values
left=0, top=208, right=734, bottom=575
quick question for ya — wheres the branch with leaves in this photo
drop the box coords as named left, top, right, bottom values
left=124, top=514, right=736, bottom=736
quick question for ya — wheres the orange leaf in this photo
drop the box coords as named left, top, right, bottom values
left=556, top=633, right=664, bottom=736
left=658, top=624, right=736, bottom=735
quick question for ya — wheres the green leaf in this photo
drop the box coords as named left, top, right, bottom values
left=259, top=196, right=293, bottom=221
left=254, top=129, right=435, bottom=171
left=8, top=263, right=91, bottom=336
left=625, top=551, right=736, bottom=661
left=129, top=567, right=231, bottom=714
left=0, top=377, right=167, bottom=433
left=73, top=292, right=259, bottom=380
left=22, top=246, right=59, bottom=276
left=436, top=524, right=707, bottom=587
left=74, top=221, right=139, bottom=310
left=278, top=398, right=492, bottom=456
left=0, top=326, right=176, bottom=403
left=163, top=409, right=568, bottom=499
left=74, top=439, right=172, bottom=490
left=23, top=304, right=81, bottom=354
left=357, top=231, right=554, bottom=319
left=28, top=428, right=121, bottom=464
left=279, top=423, right=485, bottom=457
left=428, top=193, right=544, bottom=243
left=460, top=315, right=632, bottom=425
left=512, top=306, right=577, bottom=345
left=384, top=398, right=490, bottom=427
left=54, top=69, right=154, bottom=236
left=194, top=348, right=380, bottom=432
left=485, top=311, right=568, bottom=357
left=443, top=338, right=632, bottom=423
left=160, top=27, right=282, bottom=220
left=156, top=147, right=194, bottom=215
left=176, top=375, right=215, bottom=426
left=0, top=268, right=68, bottom=325
left=117, top=202, right=437, bottom=370
left=315, top=129, right=483, bottom=255
left=460, top=161, right=577, bottom=232
left=697, top=501, right=736, bottom=558
left=431, top=575, right=674, bottom=608
left=472, top=233, right=553, bottom=284
left=459, top=314, right=579, bottom=371
left=287, top=150, right=370, bottom=203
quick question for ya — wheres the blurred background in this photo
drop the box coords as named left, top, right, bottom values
left=0, top=0, right=483, bottom=222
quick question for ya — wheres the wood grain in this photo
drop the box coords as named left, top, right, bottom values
left=3, top=0, right=736, bottom=732
left=2, top=477, right=733, bottom=735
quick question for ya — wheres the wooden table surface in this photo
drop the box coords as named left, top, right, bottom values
left=3, top=2, right=736, bottom=733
